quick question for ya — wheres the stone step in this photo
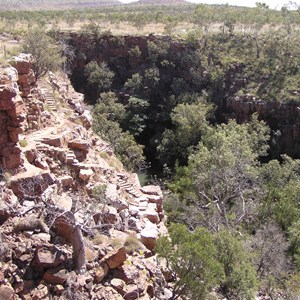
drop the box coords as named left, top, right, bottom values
left=36, top=145, right=50, bottom=151
left=120, top=183, right=132, bottom=189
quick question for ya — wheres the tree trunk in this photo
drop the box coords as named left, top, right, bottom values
left=71, top=225, right=86, bottom=272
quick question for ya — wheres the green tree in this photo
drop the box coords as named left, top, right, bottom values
left=93, top=92, right=125, bottom=124
left=22, top=27, right=64, bottom=79
left=124, top=73, right=143, bottom=93
left=93, top=92, right=144, bottom=171
left=156, top=223, right=224, bottom=300
left=170, top=115, right=270, bottom=230
left=259, top=156, right=300, bottom=231
left=123, top=97, right=149, bottom=137
left=144, top=66, right=160, bottom=88
left=84, top=60, right=114, bottom=98
left=214, top=230, right=258, bottom=299
left=157, top=98, right=213, bottom=167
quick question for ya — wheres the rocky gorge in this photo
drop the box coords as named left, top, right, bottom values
left=66, top=33, right=300, bottom=160
left=0, top=55, right=171, bottom=299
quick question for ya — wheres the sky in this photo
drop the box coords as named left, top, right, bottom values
left=119, top=0, right=300, bottom=10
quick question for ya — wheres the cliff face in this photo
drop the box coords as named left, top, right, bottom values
left=225, top=96, right=300, bottom=157
left=67, top=33, right=300, bottom=159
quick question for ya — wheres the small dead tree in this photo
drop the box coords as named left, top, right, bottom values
left=17, top=178, right=87, bottom=273
left=50, top=210, right=86, bottom=273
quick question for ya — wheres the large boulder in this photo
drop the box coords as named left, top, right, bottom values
left=100, top=247, right=127, bottom=269
left=140, top=222, right=159, bottom=251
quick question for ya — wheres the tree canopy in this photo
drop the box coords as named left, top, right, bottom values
left=22, top=27, right=64, bottom=79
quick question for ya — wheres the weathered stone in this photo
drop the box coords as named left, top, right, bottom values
left=13, top=280, right=35, bottom=295
left=68, top=139, right=89, bottom=151
left=141, top=203, right=159, bottom=224
left=54, top=285, right=65, bottom=296
left=43, top=267, right=68, bottom=285
left=140, top=185, right=162, bottom=196
left=94, top=286, right=123, bottom=300
left=51, top=212, right=75, bottom=242
left=85, top=246, right=98, bottom=262
left=40, top=136, right=62, bottom=147
left=0, top=201, right=11, bottom=225
left=79, top=168, right=94, bottom=181
left=0, top=85, right=26, bottom=170
left=94, top=263, right=109, bottom=283
left=33, top=245, right=66, bottom=269
left=100, top=247, right=126, bottom=269
left=80, top=110, right=92, bottom=129
left=124, top=284, right=140, bottom=300
left=32, top=233, right=51, bottom=242
left=34, top=157, right=49, bottom=170
left=140, top=222, right=158, bottom=251
left=77, top=273, right=93, bottom=287
left=9, top=172, right=56, bottom=198
left=0, top=271, right=4, bottom=283
left=60, top=175, right=73, bottom=187
left=129, top=205, right=139, bottom=217
left=25, top=149, right=37, bottom=163
left=111, top=278, right=126, bottom=295
left=93, top=205, right=120, bottom=226
left=10, top=56, right=32, bottom=75
left=30, top=284, right=49, bottom=300
left=128, top=217, right=143, bottom=232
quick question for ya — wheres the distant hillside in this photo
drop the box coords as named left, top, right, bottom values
left=0, top=0, right=122, bottom=10
left=136, top=0, right=187, bottom=5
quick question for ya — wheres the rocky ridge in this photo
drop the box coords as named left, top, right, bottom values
left=135, top=0, right=187, bottom=5
left=0, top=56, right=171, bottom=299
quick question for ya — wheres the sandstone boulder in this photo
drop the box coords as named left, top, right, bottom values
left=140, top=222, right=159, bottom=251
left=100, top=247, right=126, bottom=269
left=60, top=175, right=73, bottom=187
left=93, top=263, right=109, bottom=284
left=111, top=278, right=126, bottom=295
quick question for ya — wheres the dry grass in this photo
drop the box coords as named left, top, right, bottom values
left=13, top=216, right=49, bottom=233
left=124, top=234, right=144, bottom=254
left=50, top=20, right=195, bottom=36
left=0, top=39, right=21, bottom=60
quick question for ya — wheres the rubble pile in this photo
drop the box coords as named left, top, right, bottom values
left=0, top=55, right=171, bottom=299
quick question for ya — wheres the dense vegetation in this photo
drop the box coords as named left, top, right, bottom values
left=0, top=0, right=121, bottom=11
left=0, top=2, right=299, bottom=36
left=17, top=2, right=300, bottom=298
left=71, top=28, right=300, bottom=299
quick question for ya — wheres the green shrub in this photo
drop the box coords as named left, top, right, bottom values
left=19, top=139, right=28, bottom=147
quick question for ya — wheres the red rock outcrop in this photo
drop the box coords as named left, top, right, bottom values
left=0, top=69, right=27, bottom=170
left=226, top=95, right=300, bottom=157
